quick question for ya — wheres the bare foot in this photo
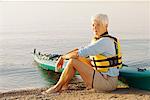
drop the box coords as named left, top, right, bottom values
left=42, top=86, right=60, bottom=95
left=61, top=86, right=69, bottom=91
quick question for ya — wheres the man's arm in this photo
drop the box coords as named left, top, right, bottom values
left=61, top=48, right=79, bottom=59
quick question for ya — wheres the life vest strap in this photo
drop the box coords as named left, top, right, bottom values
left=92, top=62, right=122, bottom=68
left=91, top=56, right=121, bottom=62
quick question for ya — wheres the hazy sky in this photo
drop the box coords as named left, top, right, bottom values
left=0, top=1, right=149, bottom=39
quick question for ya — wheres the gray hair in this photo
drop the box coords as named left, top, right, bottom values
left=91, top=14, right=109, bottom=27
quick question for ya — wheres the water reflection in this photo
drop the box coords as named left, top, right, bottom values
left=37, top=66, right=61, bottom=85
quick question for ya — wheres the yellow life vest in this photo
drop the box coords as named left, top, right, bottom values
left=90, top=34, right=122, bottom=72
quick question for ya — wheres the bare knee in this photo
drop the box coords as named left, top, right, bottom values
left=65, top=58, right=77, bottom=68
left=68, top=58, right=78, bottom=65
left=67, top=58, right=82, bottom=68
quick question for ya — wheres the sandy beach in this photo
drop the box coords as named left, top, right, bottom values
left=1, top=81, right=150, bottom=100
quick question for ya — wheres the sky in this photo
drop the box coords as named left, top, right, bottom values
left=0, top=1, right=149, bottom=39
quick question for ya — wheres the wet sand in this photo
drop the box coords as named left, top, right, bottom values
left=1, top=81, right=150, bottom=100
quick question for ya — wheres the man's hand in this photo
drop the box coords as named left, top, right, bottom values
left=55, top=56, right=64, bottom=72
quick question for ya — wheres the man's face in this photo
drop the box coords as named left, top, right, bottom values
left=91, top=20, right=101, bottom=36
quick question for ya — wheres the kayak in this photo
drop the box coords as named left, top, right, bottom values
left=33, top=49, right=150, bottom=91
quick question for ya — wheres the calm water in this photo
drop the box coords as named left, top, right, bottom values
left=0, top=32, right=150, bottom=92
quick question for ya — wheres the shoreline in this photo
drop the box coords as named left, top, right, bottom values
left=1, top=83, right=150, bottom=100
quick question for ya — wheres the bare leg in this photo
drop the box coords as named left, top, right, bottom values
left=45, top=58, right=94, bottom=93
left=61, top=57, right=92, bottom=90
left=45, top=59, right=76, bottom=93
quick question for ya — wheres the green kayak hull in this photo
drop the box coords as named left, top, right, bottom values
left=119, top=67, right=150, bottom=90
left=33, top=49, right=150, bottom=91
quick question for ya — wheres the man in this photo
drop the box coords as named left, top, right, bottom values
left=43, top=13, right=122, bottom=93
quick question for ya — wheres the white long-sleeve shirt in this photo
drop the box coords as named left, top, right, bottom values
left=78, top=37, right=119, bottom=77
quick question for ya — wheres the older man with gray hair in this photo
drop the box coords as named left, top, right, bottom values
left=43, top=13, right=122, bottom=93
